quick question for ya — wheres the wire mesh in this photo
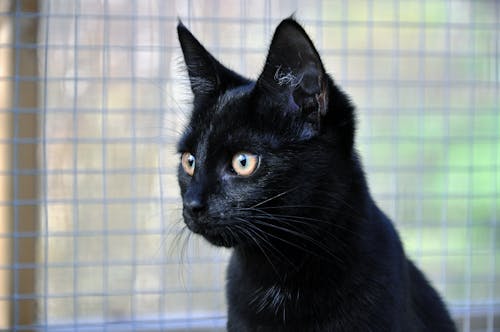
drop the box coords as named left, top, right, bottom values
left=3, top=0, right=499, bottom=331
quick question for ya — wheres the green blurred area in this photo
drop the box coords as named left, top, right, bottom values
left=345, top=1, right=499, bottom=305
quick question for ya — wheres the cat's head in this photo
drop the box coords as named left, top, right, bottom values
left=177, top=18, right=356, bottom=249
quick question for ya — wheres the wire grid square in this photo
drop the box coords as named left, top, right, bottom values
left=3, top=0, right=497, bottom=331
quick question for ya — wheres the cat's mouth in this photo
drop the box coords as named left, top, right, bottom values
left=183, top=214, right=238, bottom=248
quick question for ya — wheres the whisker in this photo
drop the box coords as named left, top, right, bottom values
left=167, top=222, right=187, bottom=257
left=250, top=220, right=344, bottom=264
left=233, top=223, right=281, bottom=276
left=250, top=186, right=300, bottom=208
left=254, top=215, right=349, bottom=250
left=237, top=220, right=299, bottom=272
left=237, top=206, right=360, bottom=240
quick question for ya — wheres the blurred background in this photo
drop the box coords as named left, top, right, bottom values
left=0, top=0, right=498, bottom=331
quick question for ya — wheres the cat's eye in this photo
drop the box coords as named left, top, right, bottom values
left=231, top=152, right=259, bottom=177
left=181, top=152, right=195, bottom=176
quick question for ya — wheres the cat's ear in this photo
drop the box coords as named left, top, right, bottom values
left=178, top=21, right=248, bottom=98
left=177, top=21, right=221, bottom=96
left=257, top=18, right=328, bottom=130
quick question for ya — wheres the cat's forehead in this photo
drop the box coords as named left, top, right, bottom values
left=214, top=83, right=254, bottom=114
left=179, top=83, right=258, bottom=152
left=202, top=84, right=257, bottom=136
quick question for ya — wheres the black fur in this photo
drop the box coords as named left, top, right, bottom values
left=177, top=18, right=456, bottom=331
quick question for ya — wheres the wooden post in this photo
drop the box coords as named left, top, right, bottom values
left=12, top=0, right=39, bottom=330
left=0, top=0, right=13, bottom=329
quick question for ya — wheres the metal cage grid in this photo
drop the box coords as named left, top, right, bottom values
left=1, top=0, right=498, bottom=331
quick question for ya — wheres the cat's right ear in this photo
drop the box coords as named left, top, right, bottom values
left=257, top=18, right=329, bottom=133
left=177, top=21, right=221, bottom=97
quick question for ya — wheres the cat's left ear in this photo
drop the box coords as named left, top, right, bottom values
left=257, top=18, right=328, bottom=131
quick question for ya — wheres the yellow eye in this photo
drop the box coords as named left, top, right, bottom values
left=181, top=152, right=195, bottom=176
left=231, top=152, right=259, bottom=177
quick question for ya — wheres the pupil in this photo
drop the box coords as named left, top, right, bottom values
left=239, top=155, right=247, bottom=167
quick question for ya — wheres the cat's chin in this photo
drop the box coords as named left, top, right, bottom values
left=202, top=233, right=236, bottom=248
left=184, top=219, right=237, bottom=248
left=197, top=227, right=238, bottom=248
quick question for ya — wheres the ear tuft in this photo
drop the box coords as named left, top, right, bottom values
left=274, top=65, right=304, bottom=87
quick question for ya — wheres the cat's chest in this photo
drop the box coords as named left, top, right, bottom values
left=247, top=284, right=297, bottom=316
left=228, top=279, right=342, bottom=331
left=227, top=253, right=330, bottom=316
left=228, top=271, right=329, bottom=323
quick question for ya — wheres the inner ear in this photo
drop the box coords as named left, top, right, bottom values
left=288, top=65, right=328, bottom=127
left=257, top=18, right=328, bottom=130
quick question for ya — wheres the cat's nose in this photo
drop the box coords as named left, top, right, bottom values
left=183, top=193, right=208, bottom=219
left=185, top=198, right=205, bottom=214
left=183, top=184, right=208, bottom=218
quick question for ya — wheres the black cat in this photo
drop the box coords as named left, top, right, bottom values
left=176, top=18, right=456, bottom=332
